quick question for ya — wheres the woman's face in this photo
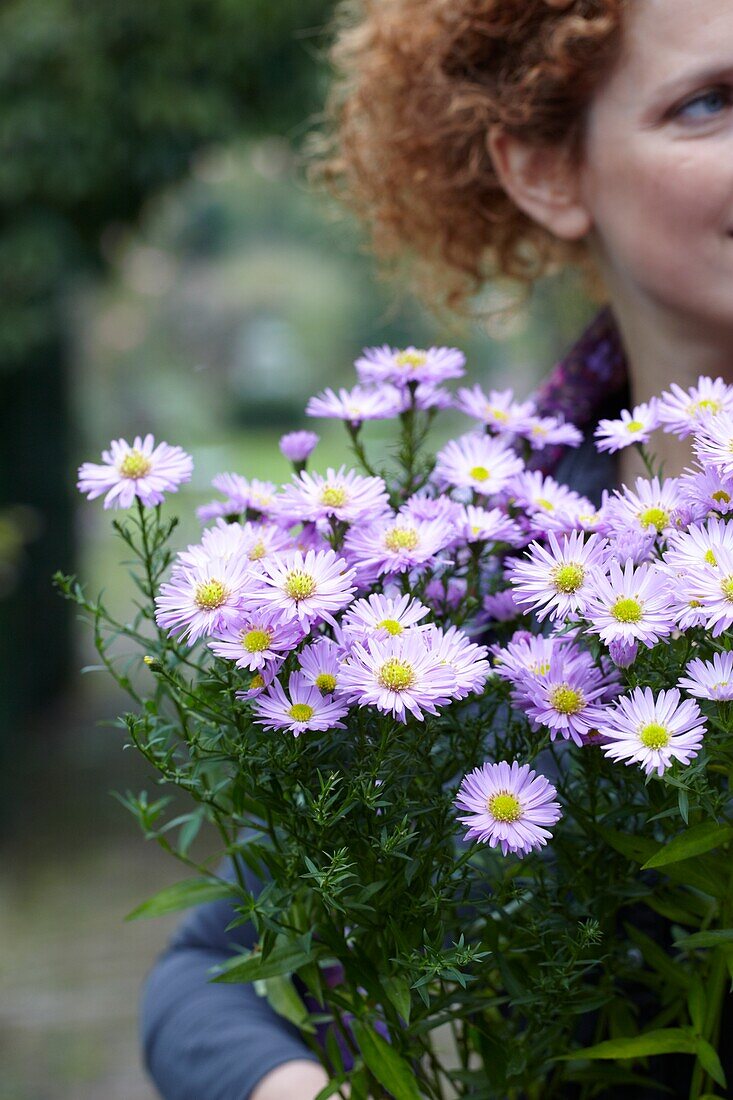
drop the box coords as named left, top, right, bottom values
left=578, top=0, right=733, bottom=330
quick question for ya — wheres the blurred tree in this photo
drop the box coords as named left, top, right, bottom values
left=0, top=0, right=333, bottom=808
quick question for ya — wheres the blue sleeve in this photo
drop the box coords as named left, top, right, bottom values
left=139, top=851, right=320, bottom=1100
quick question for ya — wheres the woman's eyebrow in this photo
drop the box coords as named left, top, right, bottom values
left=653, top=61, right=733, bottom=102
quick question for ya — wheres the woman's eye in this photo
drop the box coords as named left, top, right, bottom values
left=674, top=87, right=732, bottom=122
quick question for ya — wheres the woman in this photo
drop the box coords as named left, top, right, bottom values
left=141, top=0, right=733, bottom=1096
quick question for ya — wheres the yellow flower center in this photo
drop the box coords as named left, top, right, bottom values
left=288, top=703, right=314, bottom=722
left=548, top=684, right=585, bottom=714
left=536, top=497, right=555, bottom=512
left=321, top=486, right=348, bottom=508
left=315, top=673, right=337, bottom=693
left=531, top=425, right=547, bottom=438
left=119, top=449, right=152, bottom=479
left=469, top=465, right=491, bottom=482
left=611, top=596, right=643, bottom=623
left=721, top=576, right=733, bottom=602
left=284, top=570, right=317, bottom=601
left=395, top=350, right=427, bottom=370
left=626, top=420, right=645, bottom=432
left=248, top=540, right=267, bottom=561
left=488, top=407, right=508, bottom=422
left=639, top=722, right=670, bottom=750
left=377, top=618, right=403, bottom=635
left=249, top=673, right=265, bottom=691
left=705, top=549, right=718, bottom=566
left=690, top=398, right=721, bottom=415
left=378, top=658, right=415, bottom=692
left=530, top=660, right=551, bottom=676
left=713, top=489, right=731, bottom=504
left=384, top=526, right=419, bottom=552
left=551, top=562, right=586, bottom=594
left=488, top=791, right=522, bottom=823
left=194, top=579, right=227, bottom=609
left=638, top=506, right=669, bottom=532
left=242, top=628, right=273, bottom=653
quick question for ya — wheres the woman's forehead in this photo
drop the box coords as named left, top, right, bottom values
left=595, top=0, right=733, bottom=113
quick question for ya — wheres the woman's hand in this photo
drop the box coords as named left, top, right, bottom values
left=250, top=1059, right=330, bottom=1100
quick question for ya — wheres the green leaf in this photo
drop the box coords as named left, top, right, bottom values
left=351, top=1018, right=422, bottom=1100
left=125, top=877, right=235, bottom=920
left=261, top=974, right=315, bottom=1033
left=382, top=975, right=412, bottom=1025
left=557, top=1028, right=699, bottom=1061
left=687, top=977, right=706, bottom=1033
left=696, top=1040, right=727, bottom=1089
left=675, top=929, right=733, bottom=950
left=213, top=940, right=323, bottom=983
left=596, top=827, right=657, bottom=864
left=641, top=823, right=733, bottom=870
left=624, top=923, right=690, bottom=989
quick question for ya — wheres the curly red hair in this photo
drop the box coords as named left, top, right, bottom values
left=311, top=0, right=628, bottom=314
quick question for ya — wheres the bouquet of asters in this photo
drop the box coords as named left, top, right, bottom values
left=59, top=346, right=733, bottom=1099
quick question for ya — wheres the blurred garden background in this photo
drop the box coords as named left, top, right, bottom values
left=0, top=3, right=595, bottom=1098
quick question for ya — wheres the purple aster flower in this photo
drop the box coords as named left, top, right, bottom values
left=597, top=687, right=706, bottom=776
left=694, top=412, right=733, bottom=479
left=509, top=531, right=608, bottom=622
left=608, top=639, right=639, bottom=669
left=179, top=519, right=292, bottom=572
left=658, top=376, right=733, bottom=438
left=208, top=610, right=303, bottom=671
left=77, top=434, right=192, bottom=509
left=235, top=661, right=280, bottom=701
left=522, top=651, right=616, bottom=747
left=339, top=632, right=456, bottom=721
left=273, top=466, right=391, bottom=527
left=423, top=575, right=468, bottom=614
left=600, top=475, right=682, bottom=541
left=400, top=492, right=464, bottom=532
left=341, top=592, right=430, bottom=641
left=354, top=344, right=465, bottom=388
left=685, top=545, right=733, bottom=636
left=514, top=415, right=583, bottom=451
left=459, top=505, right=522, bottom=546
left=252, top=671, right=349, bottom=736
left=453, top=385, right=536, bottom=434
left=505, top=471, right=587, bottom=537
left=454, top=760, right=562, bottom=857
left=279, top=430, right=319, bottom=464
left=594, top=401, right=660, bottom=453
left=154, top=555, right=251, bottom=645
left=343, top=514, right=454, bottom=581
left=421, top=624, right=490, bottom=700
left=434, top=433, right=524, bottom=497
left=410, top=383, right=454, bottom=411
left=679, top=651, right=733, bottom=701
left=664, top=517, right=733, bottom=574
left=242, top=548, right=356, bottom=631
left=481, top=588, right=521, bottom=623
left=197, top=474, right=279, bottom=522
left=678, top=463, right=733, bottom=519
left=298, top=637, right=345, bottom=696
left=305, top=384, right=403, bottom=425
left=491, top=633, right=564, bottom=695
left=585, top=559, right=675, bottom=648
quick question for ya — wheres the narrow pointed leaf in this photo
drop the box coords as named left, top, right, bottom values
left=557, top=1028, right=699, bottom=1060
left=641, top=823, right=733, bottom=870
left=351, top=1018, right=422, bottom=1100
left=125, top=877, right=235, bottom=920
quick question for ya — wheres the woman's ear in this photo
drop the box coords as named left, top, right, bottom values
left=488, top=126, right=591, bottom=241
